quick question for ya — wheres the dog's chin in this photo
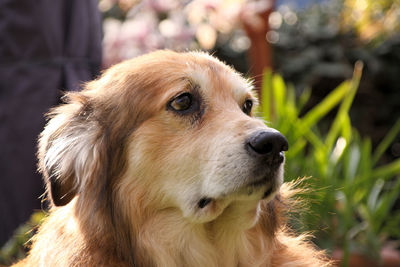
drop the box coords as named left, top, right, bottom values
left=186, top=171, right=283, bottom=224
left=236, top=169, right=284, bottom=203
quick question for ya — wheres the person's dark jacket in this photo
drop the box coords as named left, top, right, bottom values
left=0, top=0, right=102, bottom=245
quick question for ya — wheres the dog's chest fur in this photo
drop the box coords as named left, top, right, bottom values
left=25, top=203, right=274, bottom=267
left=21, top=196, right=329, bottom=267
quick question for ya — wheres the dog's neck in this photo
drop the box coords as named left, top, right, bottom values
left=129, top=199, right=276, bottom=267
left=31, top=189, right=328, bottom=267
left=56, top=188, right=281, bottom=266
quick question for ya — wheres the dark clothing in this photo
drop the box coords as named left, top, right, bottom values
left=0, top=0, right=102, bottom=245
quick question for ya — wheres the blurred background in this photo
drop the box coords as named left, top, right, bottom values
left=1, top=0, right=399, bottom=266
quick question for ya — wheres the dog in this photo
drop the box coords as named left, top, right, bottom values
left=13, top=51, right=331, bottom=266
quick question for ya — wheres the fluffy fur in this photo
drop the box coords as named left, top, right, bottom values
left=14, top=51, right=332, bottom=267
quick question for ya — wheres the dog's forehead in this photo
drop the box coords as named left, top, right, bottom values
left=183, top=53, right=253, bottom=101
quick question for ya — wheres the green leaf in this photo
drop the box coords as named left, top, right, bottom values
left=261, top=69, right=273, bottom=121
left=295, top=80, right=351, bottom=140
left=341, top=114, right=352, bottom=145
left=359, top=137, right=373, bottom=181
left=372, top=158, right=400, bottom=179
left=286, top=138, right=307, bottom=159
left=345, top=142, right=361, bottom=182
left=373, top=179, right=400, bottom=232
left=367, top=179, right=384, bottom=212
left=382, top=213, right=400, bottom=239
left=298, top=86, right=312, bottom=113
left=325, top=63, right=362, bottom=152
left=372, top=118, right=400, bottom=165
left=278, top=85, right=297, bottom=135
left=287, top=85, right=298, bottom=117
left=272, top=73, right=286, bottom=117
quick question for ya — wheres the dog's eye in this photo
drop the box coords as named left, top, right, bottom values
left=169, top=93, right=192, bottom=112
left=242, top=99, right=253, bottom=115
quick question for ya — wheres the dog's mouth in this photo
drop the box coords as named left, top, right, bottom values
left=247, top=175, right=270, bottom=188
left=245, top=175, right=278, bottom=199
left=197, top=197, right=213, bottom=208
left=197, top=175, right=278, bottom=209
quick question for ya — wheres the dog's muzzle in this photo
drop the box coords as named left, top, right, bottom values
left=197, top=130, right=289, bottom=209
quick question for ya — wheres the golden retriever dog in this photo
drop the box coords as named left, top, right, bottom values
left=13, top=51, right=331, bottom=267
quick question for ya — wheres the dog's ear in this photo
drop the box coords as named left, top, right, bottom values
left=38, top=93, right=107, bottom=206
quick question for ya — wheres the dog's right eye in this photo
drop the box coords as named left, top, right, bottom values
left=169, top=93, right=192, bottom=112
left=242, top=99, right=253, bottom=116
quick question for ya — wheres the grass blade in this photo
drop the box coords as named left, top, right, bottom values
left=295, top=80, right=351, bottom=139
left=272, top=74, right=286, bottom=117
left=372, top=118, right=400, bottom=165
left=325, top=62, right=362, bottom=152
left=261, top=69, right=273, bottom=121
left=372, top=158, right=400, bottom=179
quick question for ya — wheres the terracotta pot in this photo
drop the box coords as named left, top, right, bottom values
left=332, top=246, right=400, bottom=267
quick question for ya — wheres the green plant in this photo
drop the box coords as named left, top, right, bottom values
left=0, top=211, right=45, bottom=265
left=260, top=62, right=400, bottom=265
left=272, top=1, right=400, bottom=144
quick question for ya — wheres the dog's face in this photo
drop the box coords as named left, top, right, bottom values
left=39, top=51, right=288, bottom=226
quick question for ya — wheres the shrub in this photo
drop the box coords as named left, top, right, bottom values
left=261, top=62, right=400, bottom=264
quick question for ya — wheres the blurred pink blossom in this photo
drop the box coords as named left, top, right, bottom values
left=101, top=0, right=272, bottom=67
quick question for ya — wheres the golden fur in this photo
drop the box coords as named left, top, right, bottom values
left=13, top=51, right=332, bottom=267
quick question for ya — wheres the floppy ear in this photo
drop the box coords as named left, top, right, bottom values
left=38, top=93, right=107, bottom=206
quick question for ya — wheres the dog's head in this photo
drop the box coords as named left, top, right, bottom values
left=39, top=50, right=288, bottom=225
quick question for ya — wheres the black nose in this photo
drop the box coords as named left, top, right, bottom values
left=247, top=131, right=289, bottom=162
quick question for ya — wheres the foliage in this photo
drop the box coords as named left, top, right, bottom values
left=0, top=211, right=45, bottom=265
left=272, top=0, right=400, bottom=82
left=341, top=0, right=400, bottom=45
left=270, top=0, right=400, bottom=144
left=260, top=63, right=400, bottom=264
